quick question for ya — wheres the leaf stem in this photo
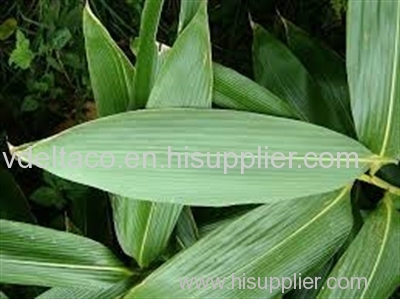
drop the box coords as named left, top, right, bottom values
left=359, top=174, right=400, bottom=196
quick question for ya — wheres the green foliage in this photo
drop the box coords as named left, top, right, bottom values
left=8, top=30, right=35, bottom=70
left=1, top=0, right=399, bottom=298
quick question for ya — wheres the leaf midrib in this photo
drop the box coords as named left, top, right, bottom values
left=379, top=0, right=400, bottom=157
left=359, top=198, right=392, bottom=298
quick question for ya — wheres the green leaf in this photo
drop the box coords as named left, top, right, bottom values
left=280, top=18, right=355, bottom=137
left=0, top=18, right=17, bottom=41
left=252, top=24, right=349, bottom=135
left=35, top=276, right=138, bottom=299
left=83, top=4, right=135, bottom=116
left=0, top=167, right=35, bottom=223
left=14, top=109, right=374, bottom=206
left=125, top=187, right=353, bottom=298
left=285, top=258, right=335, bottom=299
left=115, top=1, right=213, bottom=266
left=132, top=0, right=165, bottom=108
left=318, top=194, right=400, bottom=299
left=8, top=30, right=34, bottom=70
left=347, top=0, right=400, bottom=159
left=213, top=62, right=296, bottom=118
left=51, top=28, right=72, bottom=50
left=178, top=0, right=201, bottom=33
left=0, top=220, right=132, bottom=288
left=111, top=197, right=182, bottom=267
left=175, top=206, right=199, bottom=249
left=146, top=0, right=212, bottom=108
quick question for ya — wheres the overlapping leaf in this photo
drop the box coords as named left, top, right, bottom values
left=252, top=24, right=352, bottom=135
left=318, top=194, right=400, bottom=298
left=280, top=18, right=355, bottom=136
left=213, top=63, right=296, bottom=118
left=132, top=0, right=165, bottom=108
left=83, top=4, right=135, bottom=116
left=113, top=0, right=212, bottom=267
left=14, top=109, right=375, bottom=206
left=347, top=0, right=400, bottom=159
left=35, top=276, right=137, bottom=299
left=125, top=188, right=353, bottom=298
left=0, top=220, right=131, bottom=288
left=146, top=0, right=212, bottom=108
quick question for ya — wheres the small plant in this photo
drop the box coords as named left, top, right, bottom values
left=1, top=0, right=399, bottom=298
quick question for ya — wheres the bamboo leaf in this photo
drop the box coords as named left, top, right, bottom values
left=132, top=0, right=165, bottom=108
left=0, top=220, right=132, bottom=288
left=111, top=198, right=182, bottom=267
left=83, top=4, right=135, bottom=116
left=146, top=0, right=212, bottom=108
left=125, top=188, right=353, bottom=298
left=113, top=0, right=211, bottom=267
left=280, top=18, right=355, bottom=137
left=176, top=206, right=199, bottom=249
left=14, top=109, right=374, bottom=206
left=347, top=0, right=400, bottom=159
left=318, top=194, right=400, bottom=299
left=252, top=24, right=350, bottom=135
left=35, top=276, right=138, bottom=299
left=178, top=0, right=202, bottom=33
left=213, top=63, right=296, bottom=118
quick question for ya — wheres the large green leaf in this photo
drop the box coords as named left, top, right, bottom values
left=83, top=4, right=135, bottom=116
left=132, top=0, right=165, bottom=108
left=35, top=276, right=138, bottom=299
left=146, top=1, right=212, bottom=108
left=318, top=194, right=400, bottom=298
left=347, top=0, right=400, bottom=159
left=112, top=0, right=212, bottom=267
left=0, top=220, right=132, bottom=288
left=280, top=18, right=355, bottom=137
left=213, top=63, right=296, bottom=118
left=125, top=187, right=353, bottom=298
left=14, top=109, right=376, bottom=206
left=252, top=24, right=350, bottom=135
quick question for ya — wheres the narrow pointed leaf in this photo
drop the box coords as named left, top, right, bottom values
left=132, top=0, right=165, bottom=108
left=146, top=1, right=212, bottom=108
left=252, top=24, right=349, bottom=134
left=347, top=0, right=400, bottom=159
left=0, top=220, right=132, bottom=288
left=111, top=198, right=182, bottom=267
left=83, top=4, right=135, bottom=116
left=113, top=0, right=212, bottom=267
left=176, top=206, right=199, bottom=249
left=318, top=194, right=400, bottom=299
left=281, top=18, right=355, bottom=137
left=125, top=188, right=353, bottom=298
left=14, top=109, right=374, bottom=206
left=213, top=63, right=296, bottom=118
left=178, top=0, right=202, bottom=33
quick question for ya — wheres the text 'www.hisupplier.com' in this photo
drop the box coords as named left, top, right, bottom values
left=4, top=145, right=360, bottom=174
left=178, top=273, right=368, bottom=293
